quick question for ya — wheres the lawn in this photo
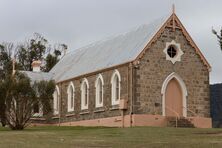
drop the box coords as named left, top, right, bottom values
left=0, top=126, right=222, bottom=148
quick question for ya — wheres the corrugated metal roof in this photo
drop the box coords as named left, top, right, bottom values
left=21, top=71, right=53, bottom=83
left=49, top=14, right=169, bottom=82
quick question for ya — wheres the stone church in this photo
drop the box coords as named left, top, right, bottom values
left=26, top=10, right=212, bottom=128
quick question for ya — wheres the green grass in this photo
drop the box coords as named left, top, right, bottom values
left=0, top=126, right=222, bottom=148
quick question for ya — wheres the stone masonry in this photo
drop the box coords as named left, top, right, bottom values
left=32, top=14, right=211, bottom=127
left=133, top=27, right=210, bottom=117
left=49, top=65, right=132, bottom=124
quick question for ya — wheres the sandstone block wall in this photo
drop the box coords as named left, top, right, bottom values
left=133, top=27, right=210, bottom=118
left=49, top=65, right=131, bottom=124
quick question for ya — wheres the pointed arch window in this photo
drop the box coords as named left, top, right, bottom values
left=67, top=82, right=75, bottom=112
left=81, top=78, right=89, bottom=110
left=33, top=102, right=43, bottom=117
left=95, top=74, right=104, bottom=108
left=53, top=85, right=60, bottom=115
left=111, top=70, right=121, bottom=105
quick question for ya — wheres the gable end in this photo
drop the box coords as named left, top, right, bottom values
left=134, top=13, right=211, bottom=72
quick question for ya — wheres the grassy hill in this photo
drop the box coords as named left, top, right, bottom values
left=0, top=126, right=222, bottom=148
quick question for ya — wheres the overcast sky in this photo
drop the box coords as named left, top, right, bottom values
left=0, top=0, right=221, bottom=84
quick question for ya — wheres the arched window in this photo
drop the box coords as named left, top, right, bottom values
left=111, top=70, right=121, bottom=105
left=81, top=78, right=89, bottom=110
left=33, top=102, right=43, bottom=117
left=53, top=85, right=60, bottom=115
left=95, top=74, right=104, bottom=108
left=67, top=82, right=75, bottom=112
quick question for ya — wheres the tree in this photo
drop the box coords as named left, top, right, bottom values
left=0, top=80, right=7, bottom=127
left=0, top=42, right=14, bottom=126
left=43, top=44, right=67, bottom=72
left=33, top=80, right=55, bottom=115
left=0, top=43, right=14, bottom=78
left=212, top=28, right=222, bottom=51
left=0, top=72, right=55, bottom=130
left=16, top=33, right=47, bottom=71
left=0, top=33, right=64, bottom=129
left=2, top=72, right=36, bottom=130
left=16, top=33, right=67, bottom=72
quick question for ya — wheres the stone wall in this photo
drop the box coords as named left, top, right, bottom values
left=133, top=27, right=210, bottom=118
left=49, top=65, right=131, bottom=124
left=32, top=24, right=211, bottom=126
left=210, top=84, right=222, bottom=127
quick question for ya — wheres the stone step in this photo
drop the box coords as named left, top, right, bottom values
left=166, top=117, right=195, bottom=128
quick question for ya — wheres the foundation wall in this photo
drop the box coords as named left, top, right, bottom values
left=188, top=117, right=212, bottom=128
left=31, top=114, right=212, bottom=128
left=132, top=114, right=167, bottom=127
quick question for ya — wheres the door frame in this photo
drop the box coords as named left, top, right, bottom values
left=161, top=72, right=188, bottom=117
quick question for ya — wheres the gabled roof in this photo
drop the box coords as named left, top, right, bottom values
left=50, top=14, right=170, bottom=82
left=47, top=12, right=211, bottom=83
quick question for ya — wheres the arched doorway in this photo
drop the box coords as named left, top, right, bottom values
left=161, top=73, right=187, bottom=117
left=165, top=78, right=182, bottom=116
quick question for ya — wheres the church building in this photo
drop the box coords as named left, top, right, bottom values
left=26, top=10, right=212, bottom=128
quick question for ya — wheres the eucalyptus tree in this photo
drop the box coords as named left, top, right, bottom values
left=0, top=33, right=64, bottom=129
left=0, top=72, right=55, bottom=130
left=212, top=28, right=222, bottom=51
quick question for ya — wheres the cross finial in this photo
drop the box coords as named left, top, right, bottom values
left=172, top=4, right=175, bottom=14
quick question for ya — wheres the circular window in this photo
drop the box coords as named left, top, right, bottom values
left=167, top=45, right=177, bottom=58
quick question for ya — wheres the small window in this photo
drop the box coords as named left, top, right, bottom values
left=99, top=80, right=103, bottom=104
left=81, top=78, right=89, bottom=110
left=33, top=103, right=39, bottom=114
left=167, top=45, right=177, bottom=58
left=115, top=76, right=120, bottom=101
left=163, top=40, right=184, bottom=64
left=111, top=70, right=121, bottom=105
left=33, top=102, right=43, bottom=117
left=84, top=84, right=88, bottom=106
left=67, top=82, right=75, bottom=112
left=95, top=74, right=104, bottom=108
left=53, top=86, right=60, bottom=115
left=71, top=89, right=74, bottom=108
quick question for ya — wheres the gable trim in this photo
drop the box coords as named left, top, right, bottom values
left=134, top=14, right=173, bottom=64
left=134, top=13, right=211, bottom=72
left=174, top=14, right=211, bottom=71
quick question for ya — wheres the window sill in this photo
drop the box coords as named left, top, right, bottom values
left=79, top=111, right=90, bottom=115
left=110, top=105, right=119, bottom=111
left=52, top=116, right=59, bottom=119
left=66, top=113, right=75, bottom=117
left=33, top=113, right=43, bottom=117
left=53, top=111, right=59, bottom=115
left=94, top=108, right=105, bottom=113
left=30, top=117, right=46, bottom=121
left=67, top=110, right=74, bottom=113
